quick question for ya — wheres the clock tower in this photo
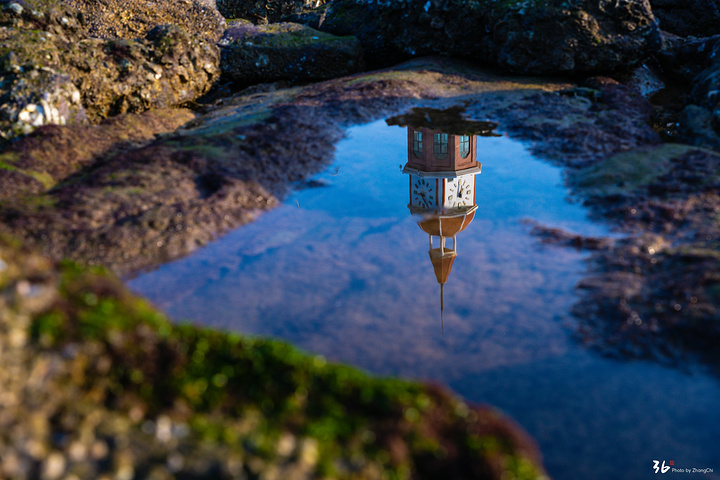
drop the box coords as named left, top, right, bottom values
left=403, top=126, right=482, bottom=331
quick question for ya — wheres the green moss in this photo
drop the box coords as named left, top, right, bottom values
left=504, top=454, right=549, bottom=480
left=20, top=251, right=547, bottom=479
left=0, top=160, right=17, bottom=172
left=570, top=143, right=710, bottom=197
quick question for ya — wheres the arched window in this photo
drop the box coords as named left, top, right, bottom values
left=433, top=133, right=448, bottom=159
left=413, top=131, right=423, bottom=158
left=459, top=135, right=470, bottom=158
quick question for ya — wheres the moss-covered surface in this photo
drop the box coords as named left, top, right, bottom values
left=569, top=143, right=703, bottom=197
left=219, top=21, right=364, bottom=86
left=0, top=238, right=547, bottom=479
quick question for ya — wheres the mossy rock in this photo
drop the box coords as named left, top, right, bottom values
left=220, top=21, right=364, bottom=86
left=0, top=238, right=548, bottom=479
left=569, top=143, right=714, bottom=197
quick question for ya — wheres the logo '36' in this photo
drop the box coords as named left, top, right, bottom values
left=653, top=461, right=670, bottom=474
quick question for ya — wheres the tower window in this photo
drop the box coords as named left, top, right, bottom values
left=413, top=131, right=423, bottom=157
left=433, top=133, right=448, bottom=159
left=459, top=135, right=470, bottom=158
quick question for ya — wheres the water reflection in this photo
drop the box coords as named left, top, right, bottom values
left=128, top=113, right=720, bottom=480
left=402, top=125, right=482, bottom=331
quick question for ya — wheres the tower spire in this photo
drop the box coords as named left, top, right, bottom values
left=440, top=283, right=444, bottom=335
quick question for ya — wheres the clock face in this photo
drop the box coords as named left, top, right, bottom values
left=411, top=177, right=436, bottom=208
left=445, top=177, right=474, bottom=207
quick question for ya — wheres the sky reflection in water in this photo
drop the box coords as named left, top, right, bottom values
left=130, top=119, right=720, bottom=480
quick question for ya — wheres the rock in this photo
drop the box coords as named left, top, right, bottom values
left=655, top=34, right=720, bottom=84
left=216, top=0, right=326, bottom=24
left=67, top=25, right=220, bottom=122
left=691, top=38, right=720, bottom=112
left=0, top=237, right=548, bottom=480
left=0, top=17, right=219, bottom=139
left=679, top=105, right=720, bottom=149
left=0, top=0, right=84, bottom=42
left=0, top=66, right=87, bottom=142
left=650, top=0, right=720, bottom=37
left=484, top=0, right=661, bottom=74
left=0, top=108, right=196, bottom=200
left=219, top=20, right=363, bottom=85
left=0, top=0, right=220, bottom=141
left=66, top=0, right=226, bottom=42
left=656, top=35, right=720, bottom=149
left=314, top=0, right=661, bottom=74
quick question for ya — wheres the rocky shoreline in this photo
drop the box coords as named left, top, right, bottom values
left=1, top=0, right=719, bottom=478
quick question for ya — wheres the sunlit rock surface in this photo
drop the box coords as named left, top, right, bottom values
left=0, top=0, right=220, bottom=140
left=67, top=0, right=226, bottom=42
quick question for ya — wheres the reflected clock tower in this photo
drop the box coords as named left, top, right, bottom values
left=403, top=126, right=482, bottom=332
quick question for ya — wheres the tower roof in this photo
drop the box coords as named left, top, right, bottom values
left=429, top=247, right=456, bottom=285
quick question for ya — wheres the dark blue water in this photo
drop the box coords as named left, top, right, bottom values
left=130, top=120, right=720, bottom=480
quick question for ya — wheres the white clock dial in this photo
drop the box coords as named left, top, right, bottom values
left=445, top=177, right=474, bottom=207
left=411, top=177, right=435, bottom=208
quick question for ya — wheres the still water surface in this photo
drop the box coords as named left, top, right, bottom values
left=130, top=120, right=720, bottom=480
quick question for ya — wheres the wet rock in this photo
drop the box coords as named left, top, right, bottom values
left=572, top=234, right=720, bottom=372
left=526, top=221, right=614, bottom=250
left=690, top=40, right=720, bottom=130
left=314, top=0, right=661, bottom=74
left=0, top=238, right=548, bottom=480
left=650, top=0, right=720, bottom=38
left=217, top=0, right=327, bottom=24
left=679, top=105, right=720, bottom=149
left=219, top=20, right=363, bottom=85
